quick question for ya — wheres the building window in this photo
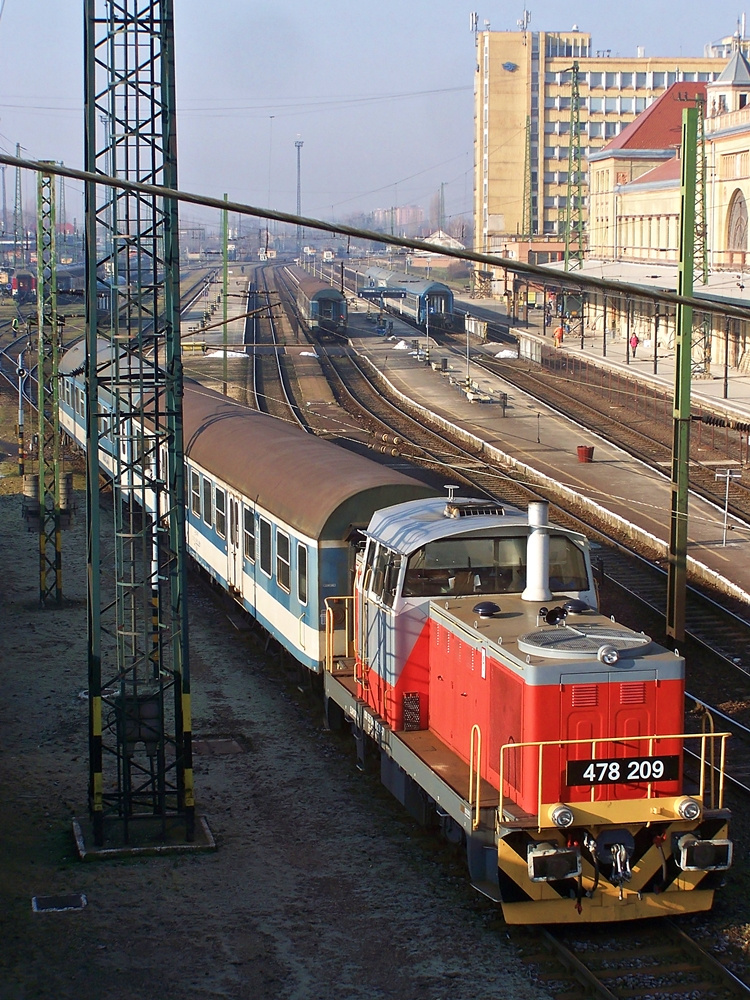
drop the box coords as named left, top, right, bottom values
left=620, top=72, right=633, bottom=89
left=589, top=71, right=602, bottom=88
left=243, top=507, right=255, bottom=562
left=635, top=97, right=647, bottom=113
left=620, top=97, right=634, bottom=113
left=215, top=488, right=226, bottom=539
left=728, top=190, right=749, bottom=250
left=652, top=72, right=665, bottom=88
left=190, top=470, right=201, bottom=517
left=605, top=72, right=618, bottom=89
left=297, top=544, right=308, bottom=605
left=589, top=97, right=603, bottom=113
left=588, top=121, right=602, bottom=137
left=276, top=530, right=290, bottom=593
left=635, top=72, right=647, bottom=88
left=202, top=479, right=213, bottom=527
left=259, top=517, right=272, bottom=576
left=605, top=97, right=618, bottom=113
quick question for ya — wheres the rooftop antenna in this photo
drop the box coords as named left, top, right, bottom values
left=518, top=8, right=531, bottom=43
left=469, top=11, right=478, bottom=34
left=445, top=485, right=459, bottom=501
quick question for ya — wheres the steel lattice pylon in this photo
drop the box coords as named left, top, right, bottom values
left=564, top=62, right=585, bottom=271
left=34, top=167, right=63, bottom=605
left=84, top=0, right=193, bottom=846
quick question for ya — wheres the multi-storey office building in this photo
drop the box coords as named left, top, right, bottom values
left=474, top=26, right=727, bottom=272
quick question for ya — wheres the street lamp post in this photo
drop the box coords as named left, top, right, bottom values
left=715, top=469, right=741, bottom=546
left=465, top=320, right=471, bottom=391
left=16, top=351, right=26, bottom=476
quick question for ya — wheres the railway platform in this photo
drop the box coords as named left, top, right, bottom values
left=345, top=298, right=750, bottom=609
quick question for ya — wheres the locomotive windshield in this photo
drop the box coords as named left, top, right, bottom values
left=401, top=533, right=588, bottom=597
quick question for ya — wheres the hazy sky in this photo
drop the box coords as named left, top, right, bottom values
left=0, top=1, right=742, bottom=236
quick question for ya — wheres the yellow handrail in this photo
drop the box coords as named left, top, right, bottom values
left=469, top=724, right=482, bottom=830
left=497, top=731, right=731, bottom=827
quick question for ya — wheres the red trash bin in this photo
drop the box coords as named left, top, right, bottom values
left=577, top=445, right=594, bottom=463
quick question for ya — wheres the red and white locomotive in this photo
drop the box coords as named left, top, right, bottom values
left=325, top=494, right=732, bottom=924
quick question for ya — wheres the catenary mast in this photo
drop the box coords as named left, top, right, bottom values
left=83, top=0, right=193, bottom=846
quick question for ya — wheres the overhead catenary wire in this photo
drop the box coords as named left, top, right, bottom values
left=2, top=150, right=750, bottom=324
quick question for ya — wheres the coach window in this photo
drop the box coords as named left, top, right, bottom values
left=259, top=516, right=272, bottom=577
left=202, top=478, right=213, bottom=527
left=190, top=470, right=201, bottom=517
left=215, top=488, right=226, bottom=538
left=277, top=530, right=291, bottom=593
left=297, top=543, right=308, bottom=605
left=243, top=507, right=256, bottom=562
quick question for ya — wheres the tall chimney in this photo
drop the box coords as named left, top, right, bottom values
left=522, top=501, right=552, bottom=602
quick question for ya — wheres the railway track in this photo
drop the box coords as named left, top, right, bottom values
left=469, top=346, right=750, bottom=524
left=515, top=921, right=750, bottom=999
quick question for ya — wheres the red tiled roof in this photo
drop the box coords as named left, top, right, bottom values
left=602, top=81, right=707, bottom=152
left=626, top=155, right=681, bottom=186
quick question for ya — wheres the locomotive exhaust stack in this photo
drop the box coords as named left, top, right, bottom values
left=522, top=500, right=552, bottom=602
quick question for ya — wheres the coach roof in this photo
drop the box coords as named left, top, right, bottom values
left=183, top=382, right=432, bottom=540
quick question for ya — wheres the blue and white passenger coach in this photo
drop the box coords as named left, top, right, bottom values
left=60, top=340, right=432, bottom=670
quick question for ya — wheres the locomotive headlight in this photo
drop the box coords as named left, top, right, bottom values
left=674, top=795, right=702, bottom=821
left=549, top=803, right=575, bottom=828
left=597, top=644, right=619, bottom=665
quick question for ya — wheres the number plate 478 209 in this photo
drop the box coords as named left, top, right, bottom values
left=567, top=755, right=680, bottom=786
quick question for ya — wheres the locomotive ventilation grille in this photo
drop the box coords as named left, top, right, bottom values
left=402, top=693, right=421, bottom=731
left=444, top=501, right=505, bottom=518
left=517, top=625, right=651, bottom=660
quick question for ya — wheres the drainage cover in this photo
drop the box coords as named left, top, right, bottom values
left=32, top=893, right=87, bottom=912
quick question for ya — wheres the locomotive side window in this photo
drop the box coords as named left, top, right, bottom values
left=381, top=552, right=402, bottom=608
left=215, top=487, right=226, bottom=538
left=277, top=530, right=291, bottom=593
left=190, top=470, right=201, bottom=517
left=548, top=534, right=588, bottom=592
left=367, top=544, right=400, bottom=608
left=243, top=507, right=256, bottom=562
left=297, top=543, right=308, bottom=605
left=259, top=516, right=272, bottom=576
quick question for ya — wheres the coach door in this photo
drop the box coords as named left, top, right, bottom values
left=227, top=494, right=242, bottom=592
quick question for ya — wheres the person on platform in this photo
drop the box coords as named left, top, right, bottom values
left=553, top=323, right=564, bottom=348
left=630, top=333, right=639, bottom=358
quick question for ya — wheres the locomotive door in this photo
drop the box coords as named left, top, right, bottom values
left=560, top=669, right=658, bottom=802
left=227, top=494, right=242, bottom=591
